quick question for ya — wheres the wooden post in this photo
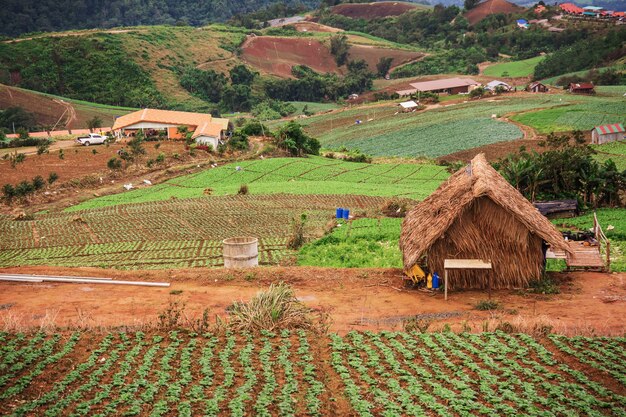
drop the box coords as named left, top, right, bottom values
left=488, top=275, right=492, bottom=300
left=444, top=269, right=448, bottom=301
left=346, top=219, right=353, bottom=237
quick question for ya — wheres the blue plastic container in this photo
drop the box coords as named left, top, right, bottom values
left=343, top=208, right=350, bottom=220
left=336, top=208, right=344, bottom=219
left=432, top=272, right=440, bottom=289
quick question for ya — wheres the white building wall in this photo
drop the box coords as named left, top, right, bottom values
left=195, top=135, right=219, bottom=149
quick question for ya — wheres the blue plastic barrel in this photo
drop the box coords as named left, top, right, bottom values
left=432, top=272, right=440, bottom=289
left=336, top=208, right=344, bottom=219
left=343, top=209, right=350, bottom=220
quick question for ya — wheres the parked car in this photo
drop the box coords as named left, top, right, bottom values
left=76, top=133, right=108, bottom=146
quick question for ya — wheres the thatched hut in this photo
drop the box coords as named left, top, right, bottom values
left=400, top=154, right=570, bottom=290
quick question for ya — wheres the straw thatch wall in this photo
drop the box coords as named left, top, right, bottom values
left=428, top=197, right=544, bottom=289
left=400, top=154, right=570, bottom=290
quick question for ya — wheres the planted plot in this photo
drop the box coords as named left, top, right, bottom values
left=0, top=331, right=330, bottom=417
left=330, top=331, right=626, bottom=416
left=0, top=194, right=393, bottom=269
left=68, top=156, right=448, bottom=211
left=1, top=331, right=625, bottom=416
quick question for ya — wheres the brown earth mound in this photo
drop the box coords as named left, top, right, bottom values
left=331, top=2, right=418, bottom=19
left=0, top=85, right=68, bottom=128
left=464, top=0, right=524, bottom=26
left=0, top=84, right=130, bottom=129
left=241, top=36, right=423, bottom=78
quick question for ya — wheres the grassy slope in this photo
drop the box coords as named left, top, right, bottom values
left=119, top=25, right=247, bottom=109
left=541, top=63, right=626, bottom=86
left=483, top=56, right=545, bottom=78
left=66, top=156, right=449, bottom=211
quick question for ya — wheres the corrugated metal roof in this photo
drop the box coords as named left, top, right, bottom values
left=409, top=77, right=479, bottom=92
left=400, top=101, right=418, bottom=108
left=594, top=123, right=625, bottom=135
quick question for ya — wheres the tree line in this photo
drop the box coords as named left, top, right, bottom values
left=0, top=0, right=319, bottom=37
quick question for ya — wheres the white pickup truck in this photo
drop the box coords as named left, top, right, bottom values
left=76, top=133, right=108, bottom=146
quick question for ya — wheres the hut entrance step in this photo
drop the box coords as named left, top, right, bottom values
left=564, top=241, right=605, bottom=271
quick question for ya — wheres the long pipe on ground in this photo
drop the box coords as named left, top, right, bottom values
left=0, top=278, right=43, bottom=283
left=0, top=273, right=113, bottom=281
left=0, top=275, right=170, bottom=287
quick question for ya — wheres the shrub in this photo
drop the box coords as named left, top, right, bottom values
left=2, top=184, right=16, bottom=203
left=155, top=152, right=166, bottom=163
left=36, top=141, right=51, bottom=155
left=107, top=157, right=122, bottom=170
left=475, top=300, right=499, bottom=311
left=287, top=213, right=307, bottom=250
left=58, top=149, right=64, bottom=160
left=469, top=87, right=485, bottom=99
left=32, top=175, right=45, bottom=190
left=8, top=152, right=26, bottom=168
left=241, top=120, right=269, bottom=136
left=228, top=282, right=313, bottom=331
left=15, top=180, right=35, bottom=198
left=228, top=131, right=249, bottom=151
left=237, top=184, right=249, bottom=195
left=48, top=172, right=59, bottom=184
left=529, top=275, right=560, bottom=294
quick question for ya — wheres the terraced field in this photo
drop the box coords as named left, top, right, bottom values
left=295, top=93, right=625, bottom=158
left=67, top=156, right=449, bottom=211
left=300, top=95, right=584, bottom=158
left=1, top=330, right=625, bottom=416
left=0, top=194, right=393, bottom=270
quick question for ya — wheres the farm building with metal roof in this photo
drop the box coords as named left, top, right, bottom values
left=591, top=123, right=625, bottom=144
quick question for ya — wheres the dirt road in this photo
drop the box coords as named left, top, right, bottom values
left=1, top=266, right=624, bottom=335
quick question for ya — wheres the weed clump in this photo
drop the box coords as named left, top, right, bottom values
left=228, top=282, right=312, bottom=332
left=475, top=300, right=499, bottom=311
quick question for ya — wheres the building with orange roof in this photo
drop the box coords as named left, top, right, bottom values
left=112, top=109, right=231, bottom=149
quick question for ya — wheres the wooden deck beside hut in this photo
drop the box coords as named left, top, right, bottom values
left=400, top=154, right=572, bottom=290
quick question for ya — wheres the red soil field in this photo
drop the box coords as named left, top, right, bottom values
left=0, top=84, right=130, bottom=129
left=0, top=85, right=67, bottom=128
left=464, top=0, right=524, bottom=25
left=0, top=140, right=198, bottom=187
left=241, top=36, right=423, bottom=78
left=1, top=266, right=625, bottom=335
left=330, top=1, right=418, bottom=19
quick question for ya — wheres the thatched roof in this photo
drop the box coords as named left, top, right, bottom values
left=400, top=154, right=570, bottom=269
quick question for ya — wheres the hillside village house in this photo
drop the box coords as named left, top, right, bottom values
left=397, top=77, right=479, bottom=96
left=569, top=82, right=595, bottom=94
left=485, top=80, right=512, bottom=92
left=112, top=109, right=231, bottom=149
left=591, top=123, right=625, bottom=144
left=527, top=81, right=548, bottom=93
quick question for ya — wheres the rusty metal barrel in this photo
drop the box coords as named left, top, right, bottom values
left=222, top=237, right=259, bottom=268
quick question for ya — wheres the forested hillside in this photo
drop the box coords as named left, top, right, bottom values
left=0, top=0, right=319, bottom=37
